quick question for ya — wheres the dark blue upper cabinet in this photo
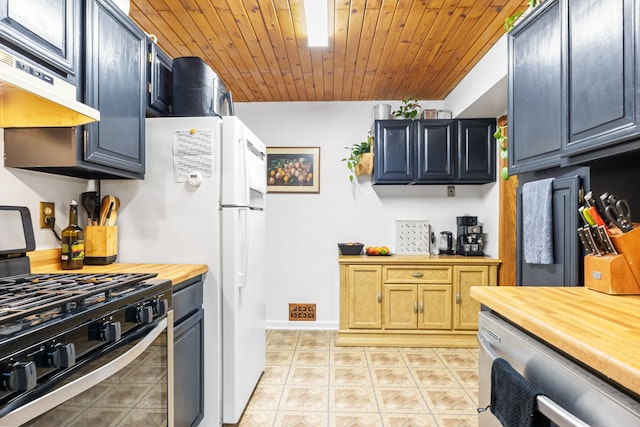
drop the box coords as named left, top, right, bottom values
left=562, top=0, right=640, bottom=160
left=456, top=119, right=496, bottom=183
left=508, top=0, right=563, bottom=175
left=374, top=119, right=495, bottom=185
left=83, top=0, right=146, bottom=178
left=509, top=0, right=640, bottom=173
left=374, top=120, right=415, bottom=184
left=415, top=119, right=455, bottom=183
left=0, top=0, right=78, bottom=81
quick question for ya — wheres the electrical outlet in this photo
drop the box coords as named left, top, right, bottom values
left=447, top=185, right=455, bottom=197
left=39, top=202, right=55, bottom=228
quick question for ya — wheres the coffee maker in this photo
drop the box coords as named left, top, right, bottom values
left=456, top=215, right=485, bottom=256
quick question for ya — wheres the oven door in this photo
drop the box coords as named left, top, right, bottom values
left=0, top=311, right=173, bottom=427
left=478, top=311, right=640, bottom=427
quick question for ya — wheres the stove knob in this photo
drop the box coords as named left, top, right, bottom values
left=137, top=306, right=154, bottom=324
left=2, top=361, right=36, bottom=392
left=100, top=321, right=122, bottom=342
left=49, top=343, right=76, bottom=369
left=153, top=299, right=169, bottom=316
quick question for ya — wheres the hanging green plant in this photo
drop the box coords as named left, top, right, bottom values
left=342, top=140, right=372, bottom=182
left=504, top=0, right=541, bottom=32
left=494, top=126, right=510, bottom=180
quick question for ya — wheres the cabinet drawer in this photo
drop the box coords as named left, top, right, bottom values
left=173, top=278, right=204, bottom=324
left=384, top=266, right=452, bottom=283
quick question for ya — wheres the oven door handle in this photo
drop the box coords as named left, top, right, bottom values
left=0, top=316, right=169, bottom=427
left=478, top=335, right=590, bottom=427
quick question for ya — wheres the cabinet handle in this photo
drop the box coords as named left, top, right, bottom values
left=456, top=292, right=461, bottom=304
left=419, top=301, right=424, bottom=313
left=412, top=272, right=424, bottom=278
left=413, top=302, right=418, bottom=313
left=377, top=293, right=382, bottom=303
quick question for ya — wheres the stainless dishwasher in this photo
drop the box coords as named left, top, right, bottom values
left=478, top=311, right=640, bottom=427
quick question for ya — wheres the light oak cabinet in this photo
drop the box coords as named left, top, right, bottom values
left=453, top=265, right=488, bottom=330
left=339, top=256, right=499, bottom=347
left=344, top=265, right=382, bottom=329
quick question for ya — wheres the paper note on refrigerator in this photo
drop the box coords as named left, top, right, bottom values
left=173, top=129, right=214, bottom=182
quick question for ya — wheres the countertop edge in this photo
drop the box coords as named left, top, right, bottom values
left=27, top=248, right=208, bottom=285
left=338, top=254, right=501, bottom=264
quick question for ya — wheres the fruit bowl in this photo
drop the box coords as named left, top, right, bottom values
left=365, top=246, right=391, bottom=256
left=338, top=243, right=364, bottom=255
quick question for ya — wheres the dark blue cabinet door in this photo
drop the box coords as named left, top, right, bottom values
left=508, top=0, right=563, bottom=174
left=415, top=120, right=455, bottom=182
left=146, top=39, right=172, bottom=116
left=456, top=119, right=496, bottom=183
left=0, top=0, right=77, bottom=80
left=563, top=0, right=640, bottom=158
left=516, top=173, right=582, bottom=287
left=374, top=120, right=414, bottom=183
left=83, top=0, right=146, bottom=178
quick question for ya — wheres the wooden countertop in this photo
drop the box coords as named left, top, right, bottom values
left=28, top=249, right=208, bottom=286
left=339, top=254, right=501, bottom=265
left=470, top=286, right=640, bottom=396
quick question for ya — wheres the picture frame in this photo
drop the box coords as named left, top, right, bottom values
left=266, top=147, right=320, bottom=193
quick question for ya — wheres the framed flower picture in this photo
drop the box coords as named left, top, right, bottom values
left=266, top=147, right=320, bottom=193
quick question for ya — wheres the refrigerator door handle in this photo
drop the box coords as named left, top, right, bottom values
left=238, top=137, right=249, bottom=206
left=237, top=208, right=249, bottom=289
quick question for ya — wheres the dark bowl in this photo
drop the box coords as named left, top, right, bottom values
left=338, top=243, right=364, bottom=255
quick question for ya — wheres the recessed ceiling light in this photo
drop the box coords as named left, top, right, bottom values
left=303, top=0, right=329, bottom=47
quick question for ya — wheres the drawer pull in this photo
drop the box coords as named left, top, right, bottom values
left=412, top=272, right=424, bottom=278
left=377, top=293, right=382, bottom=303
left=413, top=302, right=418, bottom=313
left=419, top=301, right=424, bottom=313
left=456, top=292, right=461, bottom=304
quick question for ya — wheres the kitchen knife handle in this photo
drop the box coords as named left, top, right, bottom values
left=588, top=206, right=609, bottom=234
left=579, top=206, right=596, bottom=226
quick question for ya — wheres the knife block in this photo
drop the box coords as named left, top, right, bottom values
left=84, top=226, right=118, bottom=265
left=584, top=225, right=640, bottom=294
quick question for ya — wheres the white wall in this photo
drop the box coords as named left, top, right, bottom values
left=234, top=102, right=500, bottom=330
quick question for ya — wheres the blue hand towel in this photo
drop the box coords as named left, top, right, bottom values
left=522, top=178, right=554, bottom=264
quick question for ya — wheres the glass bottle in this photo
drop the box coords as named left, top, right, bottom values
left=61, top=200, right=84, bottom=270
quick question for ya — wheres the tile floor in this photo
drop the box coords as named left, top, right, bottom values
left=239, top=330, right=479, bottom=427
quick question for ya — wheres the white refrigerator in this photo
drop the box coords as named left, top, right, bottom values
left=103, top=116, right=267, bottom=426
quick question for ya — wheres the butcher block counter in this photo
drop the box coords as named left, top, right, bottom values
left=471, top=286, right=640, bottom=396
left=28, top=248, right=208, bottom=285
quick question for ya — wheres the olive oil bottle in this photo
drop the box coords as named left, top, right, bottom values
left=61, top=200, right=85, bottom=270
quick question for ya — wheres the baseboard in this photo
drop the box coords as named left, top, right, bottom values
left=266, top=320, right=339, bottom=330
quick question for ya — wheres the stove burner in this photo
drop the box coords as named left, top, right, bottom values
left=0, top=273, right=158, bottom=327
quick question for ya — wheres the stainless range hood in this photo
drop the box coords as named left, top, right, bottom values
left=0, top=48, right=99, bottom=127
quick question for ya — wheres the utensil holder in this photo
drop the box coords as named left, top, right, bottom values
left=584, top=225, right=640, bottom=294
left=84, top=225, right=118, bottom=265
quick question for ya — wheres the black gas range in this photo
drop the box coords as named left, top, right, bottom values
left=0, top=206, right=173, bottom=425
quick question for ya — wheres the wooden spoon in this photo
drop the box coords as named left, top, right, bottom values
left=99, top=195, right=116, bottom=226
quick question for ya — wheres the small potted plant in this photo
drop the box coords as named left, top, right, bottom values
left=392, top=97, right=421, bottom=120
left=342, top=139, right=373, bottom=182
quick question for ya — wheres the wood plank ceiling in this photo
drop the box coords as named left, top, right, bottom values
left=130, top=0, right=528, bottom=103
